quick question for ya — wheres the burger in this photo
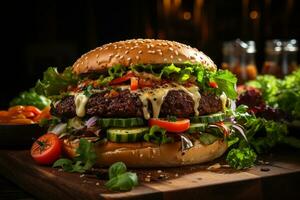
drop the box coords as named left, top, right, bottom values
left=48, top=39, right=238, bottom=167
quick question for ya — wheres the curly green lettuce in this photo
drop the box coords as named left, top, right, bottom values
left=34, top=67, right=80, bottom=97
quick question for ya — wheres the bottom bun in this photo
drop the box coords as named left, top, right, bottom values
left=62, top=139, right=227, bottom=167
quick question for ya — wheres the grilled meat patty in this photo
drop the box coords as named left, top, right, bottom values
left=52, top=89, right=222, bottom=118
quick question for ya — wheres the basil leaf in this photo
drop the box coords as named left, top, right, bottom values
left=105, top=172, right=138, bottom=191
left=53, top=158, right=73, bottom=172
left=108, top=162, right=127, bottom=179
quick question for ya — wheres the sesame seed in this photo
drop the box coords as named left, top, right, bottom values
left=158, top=52, right=163, bottom=56
left=139, top=154, right=143, bottom=157
left=148, top=50, right=155, bottom=54
left=169, top=47, right=174, bottom=51
left=175, top=50, right=179, bottom=56
left=164, top=58, right=168, bottom=62
left=178, top=58, right=182, bottom=62
left=125, top=50, right=129, bottom=54
left=170, top=55, right=174, bottom=59
left=138, top=50, right=143, bottom=54
left=136, top=55, right=140, bottom=60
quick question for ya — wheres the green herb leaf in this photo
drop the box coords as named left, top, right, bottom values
left=226, top=147, right=257, bottom=170
left=144, top=125, right=173, bottom=144
left=105, top=172, right=138, bottom=191
left=211, top=70, right=237, bottom=99
left=74, top=139, right=97, bottom=171
left=199, top=133, right=218, bottom=145
left=108, top=162, right=127, bottom=179
left=52, top=139, right=97, bottom=173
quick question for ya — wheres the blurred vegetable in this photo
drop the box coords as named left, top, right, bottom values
left=10, top=90, right=51, bottom=110
left=0, top=105, right=50, bottom=125
left=246, top=69, right=300, bottom=120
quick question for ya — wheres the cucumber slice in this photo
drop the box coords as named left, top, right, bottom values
left=188, top=123, right=207, bottom=133
left=190, top=113, right=226, bottom=123
left=107, top=127, right=149, bottom=143
left=98, top=118, right=145, bottom=128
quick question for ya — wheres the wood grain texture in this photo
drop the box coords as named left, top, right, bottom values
left=0, top=149, right=300, bottom=200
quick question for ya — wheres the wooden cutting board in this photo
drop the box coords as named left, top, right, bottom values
left=0, top=149, right=300, bottom=200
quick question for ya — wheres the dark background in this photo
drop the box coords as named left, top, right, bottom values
left=0, top=0, right=299, bottom=109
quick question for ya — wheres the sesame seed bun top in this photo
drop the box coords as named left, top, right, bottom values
left=72, top=39, right=217, bottom=75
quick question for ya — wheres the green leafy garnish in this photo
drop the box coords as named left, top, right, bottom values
left=144, top=125, right=173, bottom=144
left=210, top=70, right=238, bottom=99
left=105, top=162, right=138, bottom=191
left=9, top=90, right=51, bottom=110
left=34, top=67, right=80, bottom=97
left=199, top=133, right=219, bottom=145
left=98, top=65, right=126, bottom=86
left=226, top=147, right=257, bottom=170
left=246, top=69, right=300, bottom=120
left=53, top=139, right=97, bottom=173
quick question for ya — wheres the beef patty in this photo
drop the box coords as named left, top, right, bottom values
left=52, top=89, right=222, bottom=118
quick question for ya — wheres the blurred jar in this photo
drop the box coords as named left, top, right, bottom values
left=222, top=39, right=257, bottom=84
left=262, top=39, right=298, bottom=78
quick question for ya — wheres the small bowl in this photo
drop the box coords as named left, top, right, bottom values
left=0, top=124, right=46, bottom=149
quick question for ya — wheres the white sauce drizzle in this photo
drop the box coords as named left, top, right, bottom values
left=220, top=92, right=228, bottom=111
left=74, top=93, right=89, bottom=117
left=135, top=84, right=201, bottom=119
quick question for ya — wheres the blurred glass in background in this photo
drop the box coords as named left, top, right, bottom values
left=262, top=39, right=298, bottom=78
left=222, top=39, right=257, bottom=84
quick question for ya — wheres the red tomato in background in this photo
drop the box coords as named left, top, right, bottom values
left=31, top=133, right=61, bottom=165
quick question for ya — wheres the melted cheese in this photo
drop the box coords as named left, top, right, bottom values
left=135, top=84, right=201, bottom=119
left=74, top=93, right=89, bottom=117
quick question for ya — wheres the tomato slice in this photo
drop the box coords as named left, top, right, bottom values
left=109, top=72, right=135, bottom=85
left=130, top=77, right=139, bottom=90
left=31, top=133, right=62, bottom=165
left=149, top=118, right=190, bottom=133
left=209, top=81, right=218, bottom=88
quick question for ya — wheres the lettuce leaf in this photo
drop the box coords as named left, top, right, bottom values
left=34, top=67, right=79, bottom=97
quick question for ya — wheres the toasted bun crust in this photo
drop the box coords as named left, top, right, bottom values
left=62, top=139, right=227, bottom=167
left=72, top=39, right=216, bottom=75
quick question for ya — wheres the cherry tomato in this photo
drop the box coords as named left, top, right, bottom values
left=109, top=72, right=135, bottom=85
left=31, top=133, right=62, bottom=165
left=149, top=118, right=190, bottom=133
left=130, top=77, right=139, bottom=90
left=209, top=81, right=218, bottom=88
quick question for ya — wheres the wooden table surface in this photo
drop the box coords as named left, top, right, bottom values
left=0, top=148, right=300, bottom=200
